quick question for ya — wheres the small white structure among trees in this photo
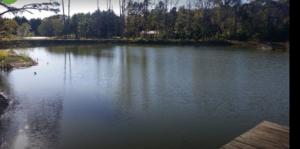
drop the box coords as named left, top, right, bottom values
left=140, top=30, right=159, bottom=38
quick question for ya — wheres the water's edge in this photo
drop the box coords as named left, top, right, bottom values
left=0, top=39, right=288, bottom=51
left=0, top=92, right=9, bottom=116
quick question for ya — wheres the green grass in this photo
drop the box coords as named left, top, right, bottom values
left=0, top=51, right=9, bottom=61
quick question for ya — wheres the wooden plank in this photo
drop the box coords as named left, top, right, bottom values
left=254, top=121, right=289, bottom=134
left=221, top=121, right=289, bottom=149
left=235, top=136, right=283, bottom=149
left=261, top=121, right=289, bottom=130
left=236, top=133, right=286, bottom=149
left=221, top=140, right=257, bottom=149
left=254, top=126, right=289, bottom=141
left=249, top=128, right=289, bottom=146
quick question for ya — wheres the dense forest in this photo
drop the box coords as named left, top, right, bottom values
left=0, top=0, right=289, bottom=42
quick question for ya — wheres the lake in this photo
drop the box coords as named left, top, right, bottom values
left=0, top=45, right=289, bottom=149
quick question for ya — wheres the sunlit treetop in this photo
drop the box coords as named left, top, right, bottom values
left=1, top=0, right=17, bottom=5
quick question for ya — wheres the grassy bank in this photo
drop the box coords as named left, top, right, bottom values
left=0, top=50, right=37, bottom=70
left=0, top=38, right=289, bottom=51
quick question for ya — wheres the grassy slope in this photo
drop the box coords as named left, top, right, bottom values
left=0, top=50, right=36, bottom=69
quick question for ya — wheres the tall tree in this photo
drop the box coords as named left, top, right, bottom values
left=13, top=16, right=28, bottom=25
left=0, top=19, right=18, bottom=38
left=38, top=15, right=64, bottom=37
left=61, top=0, right=66, bottom=38
left=142, top=0, right=150, bottom=36
left=119, top=0, right=127, bottom=37
left=17, top=22, right=32, bottom=37
left=29, top=18, right=42, bottom=36
left=67, top=0, right=71, bottom=38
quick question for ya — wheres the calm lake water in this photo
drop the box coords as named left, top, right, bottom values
left=0, top=45, right=289, bottom=149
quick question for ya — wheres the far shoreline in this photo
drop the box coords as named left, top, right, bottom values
left=0, top=38, right=289, bottom=51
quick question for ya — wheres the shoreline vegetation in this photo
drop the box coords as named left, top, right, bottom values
left=1, top=0, right=289, bottom=51
left=0, top=50, right=37, bottom=70
left=0, top=38, right=289, bottom=51
left=0, top=50, right=37, bottom=113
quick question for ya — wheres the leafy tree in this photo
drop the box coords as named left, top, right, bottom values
left=68, top=10, right=120, bottom=39
left=13, top=16, right=28, bottom=25
left=17, top=22, right=32, bottom=36
left=38, top=15, right=64, bottom=36
left=0, top=18, right=18, bottom=38
left=70, top=13, right=91, bottom=39
left=165, top=7, right=177, bottom=38
left=29, top=18, right=42, bottom=36
left=175, top=6, right=190, bottom=39
left=125, top=0, right=144, bottom=37
left=1, top=0, right=289, bottom=42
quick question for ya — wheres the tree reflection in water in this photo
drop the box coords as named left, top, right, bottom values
left=0, top=45, right=289, bottom=149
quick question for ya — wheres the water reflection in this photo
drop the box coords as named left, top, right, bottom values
left=26, top=97, right=63, bottom=149
left=47, top=45, right=114, bottom=58
left=0, top=71, right=11, bottom=94
left=0, top=45, right=289, bottom=149
left=0, top=94, right=63, bottom=149
left=0, top=72, right=13, bottom=148
left=0, top=49, right=64, bottom=149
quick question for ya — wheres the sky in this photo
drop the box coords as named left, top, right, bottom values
left=1, top=0, right=248, bottom=19
left=0, top=0, right=187, bottom=19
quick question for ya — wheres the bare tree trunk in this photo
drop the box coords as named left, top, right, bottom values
left=107, top=0, right=112, bottom=10
left=187, top=0, right=192, bottom=39
left=67, top=0, right=71, bottom=38
left=68, top=0, right=71, bottom=23
left=143, top=0, right=149, bottom=38
left=119, top=0, right=126, bottom=38
left=61, top=0, right=66, bottom=38
left=119, top=0, right=123, bottom=37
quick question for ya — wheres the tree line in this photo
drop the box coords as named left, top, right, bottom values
left=0, top=0, right=289, bottom=42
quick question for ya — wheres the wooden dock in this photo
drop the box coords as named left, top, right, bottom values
left=221, top=121, right=289, bottom=149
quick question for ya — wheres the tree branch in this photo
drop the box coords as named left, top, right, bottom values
left=0, top=2, right=60, bottom=16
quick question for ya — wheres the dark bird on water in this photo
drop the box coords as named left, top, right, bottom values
left=34, top=72, right=37, bottom=75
